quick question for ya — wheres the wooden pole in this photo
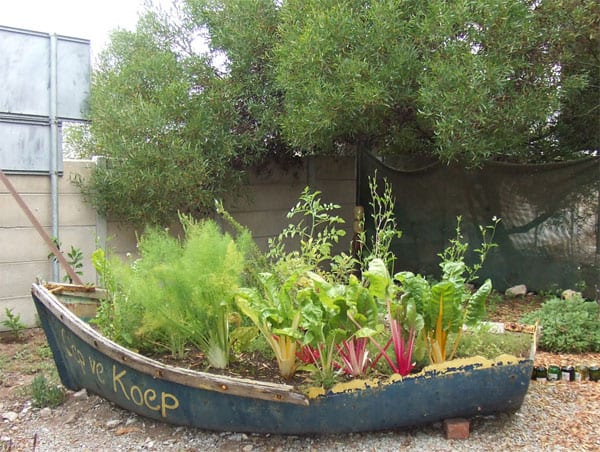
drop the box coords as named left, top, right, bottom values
left=0, top=169, right=84, bottom=285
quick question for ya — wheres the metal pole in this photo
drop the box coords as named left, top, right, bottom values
left=50, top=34, right=59, bottom=281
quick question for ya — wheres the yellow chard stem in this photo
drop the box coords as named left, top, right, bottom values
left=433, top=293, right=446, bottom=362
left=448, top=328, right=463, bottom=361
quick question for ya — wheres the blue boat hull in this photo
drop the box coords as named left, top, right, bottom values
left=32, top=283, right=534, bottom=434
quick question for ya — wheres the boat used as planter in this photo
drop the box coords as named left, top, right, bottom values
left=32, top=282, right=536, bottom=435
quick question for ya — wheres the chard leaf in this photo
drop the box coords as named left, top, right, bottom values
left=464, top=279, right=492, bottom=325
left=429, top=280, right=463, bottom=333
left=273, top=326, right=303, bottom=340
left=354, top=326, right=378, bottom=338
left=363, top=258, right=391, bottom=300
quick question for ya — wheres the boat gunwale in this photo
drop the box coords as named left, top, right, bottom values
left=32, top=283, right=310, bottom=406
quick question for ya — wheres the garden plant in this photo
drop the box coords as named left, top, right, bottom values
left=91, top=176, right=518, bottom=391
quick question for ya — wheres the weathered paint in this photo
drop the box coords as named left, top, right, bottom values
left=32, top=284, right=534, bottom=435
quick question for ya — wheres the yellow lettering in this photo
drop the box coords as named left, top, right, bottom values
left=112, top=366, right=130, bottom=401
left=161, top=392, right=179, bottom=418
left=61, top=329, right=73, bottom=357
left=144, top=389, right=160, bottom=412
left=130, top=385, right=143, bottom=406
left=74, top=347, right=85, bottom=370
left=95, top=362, right=105, bottom=384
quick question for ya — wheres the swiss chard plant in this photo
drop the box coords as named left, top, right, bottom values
left=300, top=271, right=380, bottom=382
left=395, top=217, right=498, bottom=364
left=235, top=271, right=309, bottom=379
left=236, top=186, right=355, bottom=380
left=363, top=258, right=425, bottom=376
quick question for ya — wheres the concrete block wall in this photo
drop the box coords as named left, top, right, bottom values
left=1, top=160, right=100, bottom=328
left=1, top=156, right=356, bottom=329
left=224, top=157, right=356, bottom=252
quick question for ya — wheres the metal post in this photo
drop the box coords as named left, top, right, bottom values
left=50, top=33, right=59, bottom=281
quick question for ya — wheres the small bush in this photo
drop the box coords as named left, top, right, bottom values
left=1, top=308, right=26, bottom=340
left=454, top=325, right=533, bottom=359
left=520, top=296, right=600, bottom=353
left=30, top=374, right=66, bottom=408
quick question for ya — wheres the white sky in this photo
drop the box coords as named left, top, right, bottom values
left=0, top=0, right=152, bottom=58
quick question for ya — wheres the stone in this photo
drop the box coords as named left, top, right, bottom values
left=106, top=419, right=122, bottom=428
left=72, top=388, right=88, bottom=399
left=443, top=418, right=470, bottom=440
left=1, top=412, right=18, bottom=422
left=505, top=284, right=527, bottom=297
left=38, top=407, right=52, bottom=418
left=561, top=289, right=581, bottom=300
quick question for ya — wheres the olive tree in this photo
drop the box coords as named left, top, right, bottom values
left=73, top=0, right=598, bottom=225
left=274, top=0, right=599, bottom=164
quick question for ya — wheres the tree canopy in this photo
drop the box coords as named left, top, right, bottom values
left=73, top=0, right=599, bottom=225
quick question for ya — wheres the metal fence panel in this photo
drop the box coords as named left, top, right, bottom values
left=0, top=25, right=89, bottom=173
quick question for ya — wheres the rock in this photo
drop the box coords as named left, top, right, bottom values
left=1, top=437, right=12, bottom=450
left=125, top=416, right=138, bottom=426
left=106, top=419, right=122, bottom=429
left=228, top=433, right=248, bottom=441
left=39, top=407, right=52, bottom=418
left=1, top=411, right=18, bottom=422
left=72, top=388, right=88, bottom=399
left=505, top=284, right=527, bottom=297
left=561, top=289, right=581, bottom=300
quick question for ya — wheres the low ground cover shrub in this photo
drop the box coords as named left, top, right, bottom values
left=520, top=296, right=600, bottom=353
left=30, top=374, right=66, bottom=408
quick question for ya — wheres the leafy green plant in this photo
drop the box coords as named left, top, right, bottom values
left=236, top=187, right=353, bottom=380
left=236, top=271, right=314, bottom=379
left=301, top=271, right=380, bottom=382
left=355, top=173, right=403, bottom=273
left=362, top=258, right=425, bottom=376
left=93, top=217, right=249, bottom=368
left=47, top=238, right=85, bottom=283
left=453, top=326, right=532, bottom=359
left=30, top=374, right=66, bottom=408
left=394, top=217, right=498, bottom=364
left=438, top=216, right=500, bottom=284
left=1, top=308, right=26, bottom=340
left=520, top=296, right=600, bottom=353
left=266, top=186, right=350, bottom=280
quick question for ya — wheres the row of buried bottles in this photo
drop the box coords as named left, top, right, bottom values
left=532, top=364, right=600, bottom=382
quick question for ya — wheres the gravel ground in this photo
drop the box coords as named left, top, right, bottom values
left=2, top=378, right=599, bottom=452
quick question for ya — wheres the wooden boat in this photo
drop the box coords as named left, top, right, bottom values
left=32, top=282, right=536, bottom=435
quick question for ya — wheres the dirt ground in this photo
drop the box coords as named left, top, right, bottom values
left=1, top=295, right=599, bottom=451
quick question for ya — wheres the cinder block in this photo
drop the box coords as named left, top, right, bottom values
left=443, top=418, right=470, bottom=439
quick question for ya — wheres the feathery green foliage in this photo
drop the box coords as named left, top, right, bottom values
left=93, top=217, right=249, bottom=368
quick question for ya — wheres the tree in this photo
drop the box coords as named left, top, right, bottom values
left=274, top=0, right=599, bottom=164
left=74, top=0, right=301, bottom=225
left=73, top=0, right=598, bottom=225
left=533, top=0, right=600, bottom=157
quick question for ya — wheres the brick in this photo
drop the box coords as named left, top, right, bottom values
left=443, top=418, right=470, bottom=439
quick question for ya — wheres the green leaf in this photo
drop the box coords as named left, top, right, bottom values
left=464, top=279, right=492, bottom=325
left=363, top=258, right=391, bottom=301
